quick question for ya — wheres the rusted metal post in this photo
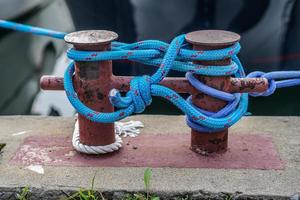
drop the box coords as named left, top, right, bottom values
left=64, top=30, right=118, bottom=146
left=185, top=30, right=242, bottom=155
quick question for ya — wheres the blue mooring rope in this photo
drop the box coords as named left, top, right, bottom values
left=2, top=19, right=300, bottom=132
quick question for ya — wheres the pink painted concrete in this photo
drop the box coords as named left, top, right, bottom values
left=10, top=134, right=284, bottom=169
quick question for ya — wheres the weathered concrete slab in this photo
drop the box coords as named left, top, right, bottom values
left=0, top=115, right=299, bottom=199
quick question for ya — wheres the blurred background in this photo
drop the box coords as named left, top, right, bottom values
left=0, top=0, right=300, bottom=116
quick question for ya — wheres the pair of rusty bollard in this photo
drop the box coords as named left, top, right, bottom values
left=40, top=29, right=268, bottom=155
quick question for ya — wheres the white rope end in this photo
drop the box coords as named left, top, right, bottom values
left=115, top=120, right=144, bottom=137
left=72, top=120, right=144, bottom=154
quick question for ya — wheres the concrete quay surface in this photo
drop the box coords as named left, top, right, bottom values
left=0, top=115, right=299, bottom=199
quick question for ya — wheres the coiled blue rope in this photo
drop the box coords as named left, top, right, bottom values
left=2, top=19, right=300, bottom=132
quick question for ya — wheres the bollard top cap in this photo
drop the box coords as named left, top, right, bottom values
left=185, top=30, right=240, bottom=47
left=64, top=30, right=118, bottom=46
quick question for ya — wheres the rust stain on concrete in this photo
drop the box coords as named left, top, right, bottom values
left=10, top=134, right=284, bottom=169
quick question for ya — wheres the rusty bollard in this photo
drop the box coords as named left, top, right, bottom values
left=40, top=29, right=268, bottom=155
left=185, top=30, right=266, bottom=154
left=64, top=30, right=118, bottom=146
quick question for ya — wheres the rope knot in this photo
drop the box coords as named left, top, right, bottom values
left=109, top=75, right=152, bottom=113
left=130, top=75, right=152, bottom=113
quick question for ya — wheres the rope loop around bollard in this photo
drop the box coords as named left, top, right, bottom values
left=64, top=35, right=249, bottom=132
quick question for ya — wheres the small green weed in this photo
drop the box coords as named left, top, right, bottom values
left=224, top=194, right=233, bottom=200
left=63, top=171, right=105, bottom=200
left=16, top=186, right=30, bottom=200
left=123, top=168, right=159, bottom=200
